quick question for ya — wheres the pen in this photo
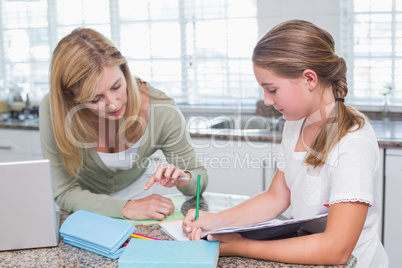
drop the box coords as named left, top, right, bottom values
left=195, top=174, right=201, bottom=220
left=162, top=176, right=189, bottom=182
left=131, top=232, right=161, bottom=240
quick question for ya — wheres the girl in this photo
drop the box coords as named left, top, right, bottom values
left=40, top=28, right=207, bottom=220
left=182, top=20, right=388, bottom=267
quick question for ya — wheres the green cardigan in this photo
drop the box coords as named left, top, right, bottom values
left=40, top=84, right=208, bottom=217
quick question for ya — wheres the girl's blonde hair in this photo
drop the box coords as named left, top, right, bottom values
left=50, top=28, right=141, bottom=177
left=253, top=20, right=365, bottom=167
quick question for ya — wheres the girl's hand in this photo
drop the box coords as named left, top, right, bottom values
left=207, top=233, right=248, bottom=256
left=122, top=194, right=175, bottom=220
left=182, top=209, right=219, bottom=240
left=144, top=164, right=190, bottom=190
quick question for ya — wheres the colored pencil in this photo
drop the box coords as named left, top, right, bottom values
left=195, top=174, right=201, bottom=220
left=131, top=232, right=161, bottom=240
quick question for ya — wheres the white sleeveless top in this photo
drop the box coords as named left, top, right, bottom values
left=97, top=135, right=155, bottom=200
left=278, top=119, right=388, bottom=267
left=97, top=136, right=144, bottom=170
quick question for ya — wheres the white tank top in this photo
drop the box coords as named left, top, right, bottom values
left=97, top=136, right=144, bottom=170
left=97, top=135, right=155, bottom=200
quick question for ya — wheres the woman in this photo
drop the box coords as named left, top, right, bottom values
left=40, top=28, right=207, bottom=220
left=183, top=20, right=388, bottom=267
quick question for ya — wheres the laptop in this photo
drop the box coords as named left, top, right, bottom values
left=0, top=159, right=59, bottom=251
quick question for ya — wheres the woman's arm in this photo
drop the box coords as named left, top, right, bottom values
left=39, top=94, right=128, bottom=217
left=144, top=100, right=208, bottom=196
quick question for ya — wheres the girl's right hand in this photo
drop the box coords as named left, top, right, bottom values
left=182, top=209, right=218, bottom=240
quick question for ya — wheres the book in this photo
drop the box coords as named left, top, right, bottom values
left=60, top=210, right=135, bottom=259
left=118, top=239, right=219, bottom=267
left=201, top=214, right=327, bottom=240
left=159, top=220, right=190, bottom=241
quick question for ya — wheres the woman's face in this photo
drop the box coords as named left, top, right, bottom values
left=83, top=65, right=128, bottom=120
left=253, top=64, right=314, bottom=121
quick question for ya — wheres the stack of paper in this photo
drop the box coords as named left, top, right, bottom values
left=60, top=210, right=135, bottom=259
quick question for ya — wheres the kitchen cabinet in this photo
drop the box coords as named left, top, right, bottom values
left=378, top=148, right=384, bottom=241
left=384, top=148, right=402, bottom=267
left=30, top=131, right=43, bottom=160
left=147, top=137, right=281, bottom=198
left=191, top=137, right=280, bottom=197
left=0, top=129, right=42, bottom=162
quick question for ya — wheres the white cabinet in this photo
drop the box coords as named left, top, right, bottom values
left=191, top=137, right=280, bottom=197
left=378, top=148, right=384, bottom=241
left=0, top=129, right=29, bottom=162
left=0, top=129, right=42, bottom=162
left=147, top=137, right=281, bottom=197
left=384, top=148, right=402, bottom=267
left=30, top=131, right=43, bottom=160
left=146, top=137, right=281, bottom=206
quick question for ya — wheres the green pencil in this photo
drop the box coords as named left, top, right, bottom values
left=195, top=174, right=201, bottom=220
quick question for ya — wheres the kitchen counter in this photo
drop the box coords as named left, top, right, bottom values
left=0, top=118, right=40, bottom=131
left=188, top=118, right=402, bottom=148
left=0, top=192, right=356, bottom=267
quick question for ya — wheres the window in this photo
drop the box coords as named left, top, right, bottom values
left=341, top=0, right=402, bottom=106
left=0, top=0, right=259, bottom=107
left=0, top=0, right=50, bottom=103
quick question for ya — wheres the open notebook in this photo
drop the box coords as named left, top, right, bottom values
left=0, top=159, right=59, bottom=251
left=159, top=214, right=327, bottom=241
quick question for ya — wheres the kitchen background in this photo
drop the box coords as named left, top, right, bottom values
left=0, top=0, right=401, bottom=114
left=0, top=0, right=401, bottom=267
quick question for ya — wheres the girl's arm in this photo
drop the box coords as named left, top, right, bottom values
left=217, top=169, right=291, bottom=227
left=216, top=201, right=368, bottom=265
left=184, top=169, right=291, bottom=235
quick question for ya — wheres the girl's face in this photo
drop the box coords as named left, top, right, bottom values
left=253, top=64, right=314, bottom=121
left=84, top=65, right=128, bottom=120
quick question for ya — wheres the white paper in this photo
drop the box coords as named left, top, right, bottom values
left=159, top=220, right=190, bottom=241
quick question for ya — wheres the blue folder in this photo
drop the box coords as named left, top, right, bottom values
left=60, top=210, right=135, bottom=259
left=118, top=239, right=219, bottom=267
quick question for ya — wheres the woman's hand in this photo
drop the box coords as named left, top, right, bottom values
left=122, top=194, right=175, bottom=220
left=143, top=164, right=191, bottom=190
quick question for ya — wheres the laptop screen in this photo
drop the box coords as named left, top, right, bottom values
left=0, top=159, right=59, bottom=251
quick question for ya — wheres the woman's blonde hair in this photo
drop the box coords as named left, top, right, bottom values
left=253, top=20, right=365, bottom=167
left=50, top=28, right=142, bottom=177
